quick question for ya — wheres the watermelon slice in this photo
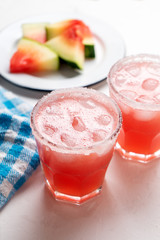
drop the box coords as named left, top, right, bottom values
left=72, top=23, right=95, bottom=58
left=46, top=19, right=95, bottom=58
left=22, top=23, right=47, bottom=43
left=46, top=19, right=83, bottom=39
left=45, top=27, right=84, bottom=70
left=10, top=38, right=59, bottom=73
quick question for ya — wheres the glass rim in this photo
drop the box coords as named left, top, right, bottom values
left=107, top=53, right=160, bottom=111
left=30, top=87, right=122, bottom=152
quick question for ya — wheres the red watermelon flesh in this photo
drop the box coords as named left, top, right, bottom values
left=10, top=50, right=39, bottom=73
left=22, top=23, right=47, bottom=43
left=10, top=38, right=59, bottom=73
left=62, top=25, right=84, bottom=48
left=28, top=33, right=46, bottom=44
left=47, top=19, right=93, bottom=41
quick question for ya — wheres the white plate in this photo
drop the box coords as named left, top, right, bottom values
left=0, top=13, right=125, bottom=91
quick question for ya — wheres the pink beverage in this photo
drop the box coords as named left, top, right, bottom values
left=108, top=54, right=160, bottom=163
left=31, top=88, right=122, bottom=204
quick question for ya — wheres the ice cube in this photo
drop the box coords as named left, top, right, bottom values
left=142, top=78, right=159, bottom=91
left=136, top=95, right=153, bottom=103
left=115, top=73, right=127, bottom=86
left=127, top=80, right=139, bottom=87
left=125, top=64, right=141, bottom=77
left=96, top=114, right=111, bottom=126
left=134, top=109, right=156, bottom=121
left=46, top=103, right=63, bottom=116
left=92, top=130, right=108, bottom=142
left=46, top=105, right=58, bottom=114
left=79, top=99, right=96, bottom=109
left=43, top=123, right=58, bottom=136
left=72, top=116, right=86, bottom=132
left=120, top=90, right=137, bottom=100
left=61, top=133, right=76, bottom=147
left=147, top=63, right=160, bottom=76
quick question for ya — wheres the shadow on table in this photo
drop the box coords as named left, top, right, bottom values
left=109, top=151, right=160, bottom=215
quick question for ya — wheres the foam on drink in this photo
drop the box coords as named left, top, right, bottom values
left=35, top=90, right=118, bottom=148
left=112, top=61, right=160, bottom=105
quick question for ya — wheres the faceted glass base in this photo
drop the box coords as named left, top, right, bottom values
left=116, top=143, right=160, bottom=163
left=45, top=179, right=102, bottom=205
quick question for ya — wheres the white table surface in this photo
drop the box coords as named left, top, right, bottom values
left=1, top=0, right=160, bottom=239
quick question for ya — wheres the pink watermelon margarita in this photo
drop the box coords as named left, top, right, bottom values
left=31, top=88, right=121, bottom=204
left=108, top=54, right=160, bottom=162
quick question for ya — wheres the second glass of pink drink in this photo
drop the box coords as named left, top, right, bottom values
left=108, top=54, right=160, bottom=163
left=31, top=88, right=122, bottom=204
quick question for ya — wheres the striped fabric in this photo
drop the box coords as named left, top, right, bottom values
left=0, top=87, right=39, bottom=209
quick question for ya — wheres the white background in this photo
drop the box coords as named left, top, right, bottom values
left=1, top=0, right=160, bottom=239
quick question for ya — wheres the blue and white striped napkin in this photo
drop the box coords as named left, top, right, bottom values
left=0, top=86, right=39, bottom=209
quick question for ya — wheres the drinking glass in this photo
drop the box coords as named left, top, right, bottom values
left=108, top=54, right=160, bottom=163
left=31, top=88, right=122, bottom=204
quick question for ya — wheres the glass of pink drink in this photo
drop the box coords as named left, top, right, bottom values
left=31, top=88, right=122, bottom=204
left=108, top=54, right=160, bottom=163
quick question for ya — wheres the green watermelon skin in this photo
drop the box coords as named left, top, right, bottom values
left=84, top=44, right=95, bottom=58
left=10, top=38, right=59, bottom=73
